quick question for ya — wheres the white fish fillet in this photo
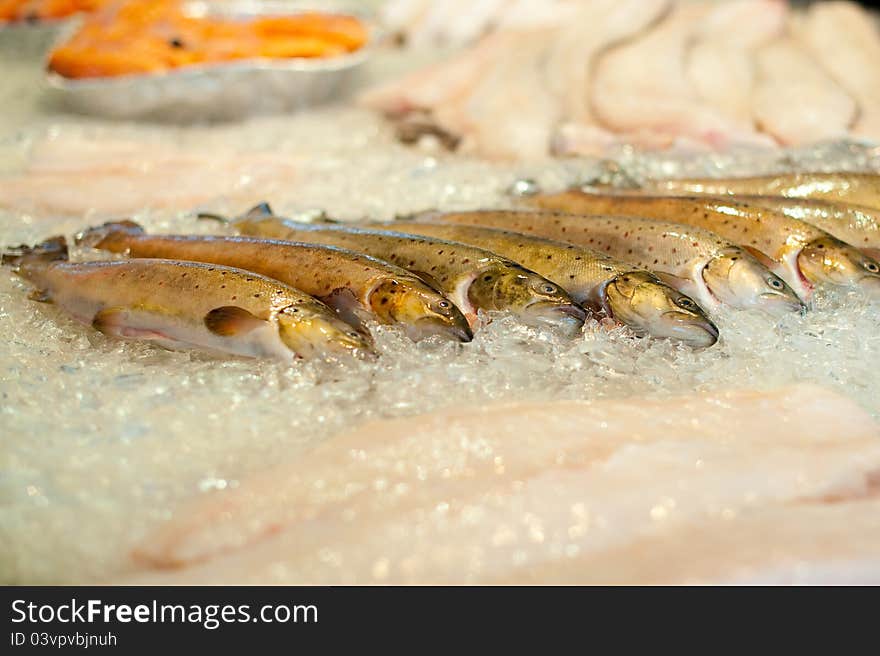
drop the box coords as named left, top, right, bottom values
left=0, top=136, right=297, bottom=217
left=380, top=0, right=582, bottom=49
left=124, top=385, right=880, bottom=584
left=795, top=1, right=880, bottom=143
left=752, top=38, right=858, bottom=146
left=502, top=498, right=880, bottom=584
left=685, top=0, right=788, bottom=131
left=443, top=29, right=561, bottom=160
left=591, top=2, right=774, bottom=149
left=366, top=0, right=673, bottom=160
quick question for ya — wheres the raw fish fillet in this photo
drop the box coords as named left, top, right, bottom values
left=125, top=385, right=880, bottom=584
left=547, top=0, right=672, bottom=157
left=795, top=1, right=880, bottom=143
left=591, top=2, right=774, bottom=149
left=366, top=0, right=672, bottom=160
left=442, top=29, right=561, bottom=160
left=358, top=30, right=513, bottom=118
left=503, top=498, right=880, bottom=584
left=0, top=136, right=297, bottom=217
left=381, top=0, right=581, bottom=49
left=685, top=0, right=787, bottom=131
left=752, top=39, right=857, bottom=146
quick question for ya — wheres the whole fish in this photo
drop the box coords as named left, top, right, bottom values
left=1, top=237, right=371, bottom=360
left=706, top=195, right=880, bottom=261
left=359, top=220, right=719, bottom=347
left=524, top=190, right=880, bottom=300
left=222, top=204, right=587, bottom=334
left=76, top=221, right=472, bottom=343
left=638, top=172, right=880, bottom=211
left=423, top=210, right=805, bottom=315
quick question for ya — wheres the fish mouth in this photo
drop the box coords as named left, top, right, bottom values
left=660, top=311, right=719, bottom=348
left=524, top=302, right=588, bottom=335
left=758, top=292, right=807, bottom=315
left=408, top=316, right=474, bottom=342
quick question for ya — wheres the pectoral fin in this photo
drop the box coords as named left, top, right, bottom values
left=204, top=306, right=266, bottom=336
left=652, top=271, right=693, bottom=293
left=741, top=246, right=778, bottom=270
left=320, top=287, right=369, bottom=334
left=27, top=289, right=52, bottom=303
left=410, top=270, right=443, bottom=291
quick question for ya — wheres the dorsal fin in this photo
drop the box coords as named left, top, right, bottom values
left=243, top=202, right=274, bottom=220
left=1, top=236, right=68, bottom=270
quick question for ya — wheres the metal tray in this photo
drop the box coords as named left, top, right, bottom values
left=43, top=1, right=375, bottom=121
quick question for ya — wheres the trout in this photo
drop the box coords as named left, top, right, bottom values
left=360, top=220, right=719, bottom=346
left=524, top=190, right=880, bottom=300
left=76, top=221, right=472, bottom=343
left=2, top=237, right=370, bottom=360
left=222, top=204, right=587, bottom=334
left=423, top=210, right=805, bottom=315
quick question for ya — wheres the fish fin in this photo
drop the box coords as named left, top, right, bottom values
left=320, top=288, right=370, bottom=334
left=93, top=306, right=177, bottom=340
left=27, top=289, right=52, bottom=303
left=75, top=220, right=144, bottom=249
left=401, top=209, right=441, bottom=223
left=409, top=270, right=443, bottom=291
left=1, top=236, right=68, bottom=271
left=197, top=211, right=231, bottom=224
left=242, top=202, right=274, bottom=220
left=92, top=307, right=129, bottom=334
left=310, top=212, right=339, bottom=225
left=204, top=306, right=265, bottom=337
left=741, top=246, right=778, bottom=270
left=652, top=271, right=692, bottom=293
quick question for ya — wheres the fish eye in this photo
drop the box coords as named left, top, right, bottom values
left=865, top=261, right=880, bottom=273
left=767, top=277, right=785, bottom=290
left=676, top=298, right=696, bottom=310
left=437, top=300, right=451, bottom=309
left=540, top=283, right=557, bottom=294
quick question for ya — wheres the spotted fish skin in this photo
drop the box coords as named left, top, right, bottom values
left=360, top=219, right=719, bottom=347
left=639, top=172, right=880, bottom=211
left=230, top=214, right=587, bottom=333
left=360, top=219, right=625, bottom=306
left=425, top=209, right=803, bottom=315
left=3, top=242, right=369, bottom=360
left=713, top=195, right=880, bottom=260
left=77, top=222, right=472, bottom=343
left=523, top=191, right=880, bottom=300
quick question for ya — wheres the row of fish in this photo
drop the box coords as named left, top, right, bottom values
left=3, top=171, right=879, bottom=360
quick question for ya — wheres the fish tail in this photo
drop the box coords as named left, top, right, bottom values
left=1, top=235, right=69, bottom=275
left=75, top=220, right=145, bottom=249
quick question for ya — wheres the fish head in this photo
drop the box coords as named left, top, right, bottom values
left=277, top=304, right=374, bottom=359
left=703, top=248, right=805, bottom=314
left=467, top=263, right=586, bottom=335
left=798, top=237, right=880, bottom=299
left=368, top=279, right=472, bottom=342
left=605, top=272, right=719, bottom=347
